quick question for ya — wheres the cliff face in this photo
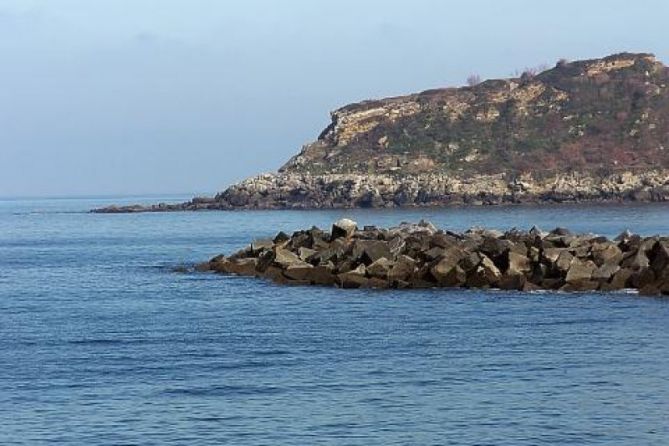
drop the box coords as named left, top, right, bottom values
left=208, top=170, right=669, bottom=209
left=281, top=52, right=669, bottom=176
left=94, top=52, right=669, bottom=212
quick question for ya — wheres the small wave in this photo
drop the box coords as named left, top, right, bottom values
left=205, top=359, right=295, bottom=371
left=185, top=415, right=246, bottom=422
left=529, top=318, right=610, bottom=326
left=162, top=384, right=285, bottom=397
left=253, top=349, right=292, bottom=356
left=68, top=338, right=145, bottom=346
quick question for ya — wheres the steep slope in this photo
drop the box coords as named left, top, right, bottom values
left=94, top=52, right=669, bottom=212
left=281, top=52, right=669, bottom=176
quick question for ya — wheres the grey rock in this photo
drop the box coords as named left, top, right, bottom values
left=197, top=220, right=669, bottom=296
left=367, top=258, right=393, bottom=279
left=507, top=251, right=532, bottom=275
left=332, top=218, right=357, bottom=239
left=274, top=248, right=307, bottom=268
left=352, top=240, right=392, bottom=265
left=565, top=259, right=597, bottom=284
left=338, top=264, right=368, bottom=288
left=388, top=255, right=416, bottom=282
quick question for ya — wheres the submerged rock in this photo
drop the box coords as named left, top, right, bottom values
left=195, top=220, right=669, bottom=296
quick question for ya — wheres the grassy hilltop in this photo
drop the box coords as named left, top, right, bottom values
left=281, top=53, right=669, bottom=177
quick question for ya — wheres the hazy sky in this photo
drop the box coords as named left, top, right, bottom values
left=1, top=0, right=668, bottom=197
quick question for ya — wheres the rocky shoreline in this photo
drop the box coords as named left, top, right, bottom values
left=93, top=170, right=669, bottom=212
left=93, top=53, right=669, bottom=213
left=277, top=54, right=669, bottom=181
left=195, top=219, right=669, bottom=296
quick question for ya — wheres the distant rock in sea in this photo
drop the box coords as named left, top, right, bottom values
left=93, top=52, right=669, bottom=213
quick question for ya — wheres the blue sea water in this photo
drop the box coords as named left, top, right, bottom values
left=1, top=197, right=668, bottom=445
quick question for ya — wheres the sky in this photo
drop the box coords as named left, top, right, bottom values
left=1, top=0, right=668, bottom=197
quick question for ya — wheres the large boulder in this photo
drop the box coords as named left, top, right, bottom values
left=630, top=267, right=656, bottom=289
left=466, top=255, right=501, bottom=288
left=289, top=232, right=312, bottom=250
left=338, top=264, right=368, bottom=288
left=221, top=258, right=258, bottom=276
left=437, top=265, right=467, bottom=287
left=332, top=218, right=357, bottom=239
left=313, top=238, right=348, bottom=265
left=565, top=258, right=597, bottom=286
left=622, top=249, right=650, bottom=270
left=649, top=241, right=669, bottom=273
left=430, top=247, right=466, bottom=284
left=459, top=251, right=483, bottom=272
left=261, top=266, right=287, bottom=283
left=556, top=250, right=575, bottom=273
left=273, top=231, right=290, bottom=244
left=403, top=235, right=432, bottom=259
left=274, top=248, right=307, bottom=268
left=367, top=257, right=393, bottom=279
left=388, top=255, right=416, bottom=282
left=507, top=251, right=532, bottom=276
left=430, top=232, right=458, bottom=249
left=542, top=247, right=565, bottom=264
left=591, top=242, right=623, bottom=266
left=283, top=264, right=314, bottom=281
left=309, top=265, right=338, bottom=286
left=298, top=247, right=317, bottom=262
left=422, top=246, right=447, bottom=261
left=256, top=250, right=276, bottom=272
left=608, top=268, right=634, bottom=290
left=480, top=237, right=514, bottom=261
left=352, top=240, right=392, bottom=265
left=498, top=273, right=526, bottom=290
left=393, top=220, right=438, bottom=236
left=592, top=262, right=620, bottom=282
left=251, top=239, right=274, bottom=255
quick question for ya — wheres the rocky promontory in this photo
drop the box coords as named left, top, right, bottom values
left=96, top=170, right=669, bottom=212
left=95, top=52, right=669, bottom=212
left=196, top=219, right=669, bottom=296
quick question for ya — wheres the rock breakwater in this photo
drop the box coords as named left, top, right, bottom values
left=196, top=219, right=669, bottom=295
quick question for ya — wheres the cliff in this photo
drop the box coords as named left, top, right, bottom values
left=94, top=52, right=669, bottom=212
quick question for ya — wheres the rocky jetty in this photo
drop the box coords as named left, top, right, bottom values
left=196, top=219, right=669, bottom=296
left=94, top=52, right=669, bottom=213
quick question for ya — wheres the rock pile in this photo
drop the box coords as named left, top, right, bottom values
left=196, top=219, right=669, bottom=295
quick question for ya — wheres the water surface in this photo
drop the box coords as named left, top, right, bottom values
left=1, top=197, right=668, bottom=445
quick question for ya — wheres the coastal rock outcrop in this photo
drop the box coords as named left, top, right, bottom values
left=94, top=52, right=669, bottom=212
left=94, top=169, right=669, bottom=212
left=196, top=219, right=669, bottom=296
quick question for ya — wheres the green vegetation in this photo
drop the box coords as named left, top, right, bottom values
left=284, top=53, right=669, bottom=176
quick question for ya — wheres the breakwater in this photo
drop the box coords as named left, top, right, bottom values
left=196, top=219, right=669, bottom=295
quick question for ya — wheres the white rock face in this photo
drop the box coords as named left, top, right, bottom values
left=209, top=170, right=669, bottom=209
left=93, top=169, right=669, bottom=213
left=332, top=218, right=357, bottom=239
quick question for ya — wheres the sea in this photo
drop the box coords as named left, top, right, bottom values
left=1, top=196, right=668, bottom=445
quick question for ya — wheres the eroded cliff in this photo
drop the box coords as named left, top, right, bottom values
left=94, top=52, right=669, bottom=212
left=281, top=52, right=669, bottom=176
